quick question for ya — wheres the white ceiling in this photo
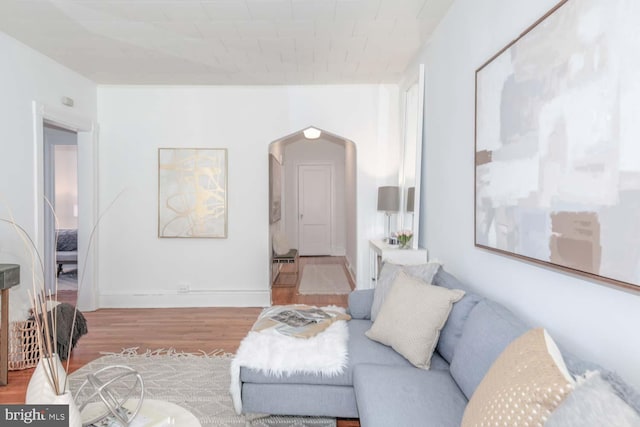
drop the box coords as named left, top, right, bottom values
left=0, top=0, right=452, bottom=85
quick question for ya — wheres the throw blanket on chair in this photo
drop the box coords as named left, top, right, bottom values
left=32, top=302, right=88, bottom=360
left=230, top=305, right=350, bottom=414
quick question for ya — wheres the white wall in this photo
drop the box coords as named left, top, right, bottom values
left=97, top=84, right=399, bottom=307
left=0, top=32, right=96, bottom=320
left=268, top=144, right=285, bottom=284
left=414, top=0, right=640, bottom=389
left=345, top=142, right=358, bottom=278
left=283, top=138, right=346, bottom=256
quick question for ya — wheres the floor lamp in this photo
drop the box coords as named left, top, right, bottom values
left=377, top=186, right=399, bottom=243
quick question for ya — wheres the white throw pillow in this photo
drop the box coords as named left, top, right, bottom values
left=272, top=230, right=291, bottom=256
left=461, top=328, right=575, bottom=427
left=546, top=371, right=640, bottom=427
left=365, top=272, right=464, bottom=369
left=370, top=261, right=441, bottom=321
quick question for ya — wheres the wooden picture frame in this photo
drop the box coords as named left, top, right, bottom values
left=475, top=0, right=640, bottom=291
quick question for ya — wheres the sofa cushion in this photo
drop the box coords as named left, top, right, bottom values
left=370, top=262, right=441, bottom=321
left=242, top=383, right=359, bottom=418
left=433, top=268, right=473, bottom=293
left=242, top=318, right=451, bottom=384
left=346, top=318, right=426, bottom=372
left=347, top=289, right=374, bottom=320
left=432, top=269, right=483, bottom=363
left=450, top=299, right=529, bottom=399
left=461, top=328, right=574, bottom=427
left=366, top=272, right=464, bottom=369
left=344, top=319, right=450, bottom=372
left=353, top=364, right=467, bottom=427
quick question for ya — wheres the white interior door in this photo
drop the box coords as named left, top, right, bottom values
left=298, top=164, right=332, bottom=255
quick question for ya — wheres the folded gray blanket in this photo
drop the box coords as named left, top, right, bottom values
left=32, top=303, right=88, bottom=360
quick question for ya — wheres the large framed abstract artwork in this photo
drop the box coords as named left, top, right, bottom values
left=158, top=148, right=228, bottom=238
left=475, top=0, right=640, bottom=291
left=269, top=154, right=282, bottom=224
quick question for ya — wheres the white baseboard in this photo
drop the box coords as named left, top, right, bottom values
left=330, top=247, right=346, bottom=256
left=99, top=290, right=271, bottom=308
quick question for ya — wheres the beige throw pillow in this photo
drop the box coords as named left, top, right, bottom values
left=365, top=272, right=465, bottom=369
left=370, top=261, right=441, bottom=321
left=461, top=328, right=574, bottom=427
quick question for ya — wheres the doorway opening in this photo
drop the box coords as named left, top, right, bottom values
left=34, top=102, right=99, bottom=311
left=43, top=123, right=78, bottom=295
left=268, top=127, right=357, bottom=298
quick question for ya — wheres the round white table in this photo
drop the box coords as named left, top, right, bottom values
left=82, top=398, right=201, bottom=427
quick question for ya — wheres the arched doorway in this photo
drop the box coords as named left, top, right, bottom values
left=268, top=127, right=357, bottom=297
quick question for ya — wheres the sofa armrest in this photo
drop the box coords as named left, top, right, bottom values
left=348, top=289, right=374, bottom=320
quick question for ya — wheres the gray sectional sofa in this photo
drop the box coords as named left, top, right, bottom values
left=239, top=265, right=640, bottom=426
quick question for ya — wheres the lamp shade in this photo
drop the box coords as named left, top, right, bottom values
left=406, top=187, right=415, bottom=213
left=377, top=186, right=400, bottom=212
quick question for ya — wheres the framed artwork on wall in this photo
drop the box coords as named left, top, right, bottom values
left=158, top=148, right=228, bottom=238
left=269, top=154, right=282, bottom=224
left=475, top=0, right=640, bottom=291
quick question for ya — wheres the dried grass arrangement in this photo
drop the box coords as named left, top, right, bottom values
left=0, top=193, right=122, bottom=397
left=1, top=217, right=78, bottom=395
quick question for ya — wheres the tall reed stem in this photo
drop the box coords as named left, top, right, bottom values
left=1, top=190, right=124, bottom=395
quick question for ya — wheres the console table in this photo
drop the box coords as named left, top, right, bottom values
left=0, top=264, right=20, bottom=386
left=369, top=239, right=428, bottom=287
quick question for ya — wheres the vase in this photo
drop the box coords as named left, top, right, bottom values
left=26, top=354, right=68, bottom=404
left=52, top=391, right=82, bottom=427
left=399, top=239, right=412, bottom=249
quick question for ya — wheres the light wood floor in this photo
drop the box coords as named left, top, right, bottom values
left=0, top=256, right=359, bottom=427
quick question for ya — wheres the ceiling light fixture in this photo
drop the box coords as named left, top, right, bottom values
left=303, top=127, right=321, bottom=140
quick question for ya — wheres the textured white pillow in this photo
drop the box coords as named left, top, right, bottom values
left=370, top=261, right=441, bottom=321
left=365, top=272, right=464, bottom=369
left=546, top=371, right=640, bottom=427
left=272, top=230, right=290, bottom=256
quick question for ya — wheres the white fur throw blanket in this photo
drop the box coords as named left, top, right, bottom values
left=230, top=306, right=349, bottom=414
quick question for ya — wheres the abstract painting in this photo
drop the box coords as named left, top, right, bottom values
left=475, top=0, right=640, bottom=291
left=269, top=154, right=282, bottom=224
left=158, top=148, right=227, bottom=238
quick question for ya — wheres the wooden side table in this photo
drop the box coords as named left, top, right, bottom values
left=0, top=264, right=20, bottom=386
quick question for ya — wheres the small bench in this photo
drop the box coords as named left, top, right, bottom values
left=272, top=249, right=299, bottom=286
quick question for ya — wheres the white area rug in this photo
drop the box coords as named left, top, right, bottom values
left=68, top=349, right=335, bottom=427
left=298, top=265, right=352, bottom=295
